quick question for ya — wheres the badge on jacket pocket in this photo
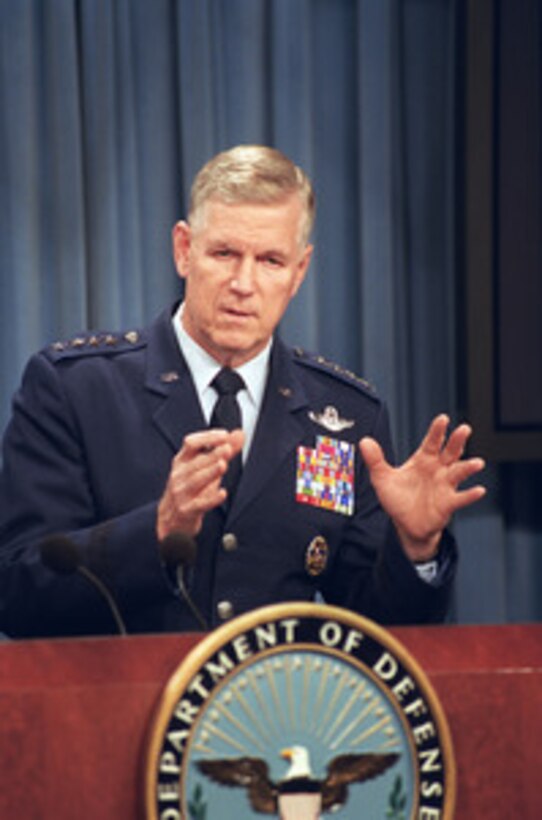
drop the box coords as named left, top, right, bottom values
left=296, top=436, right=355, bottom=516
left=305, top=535, right=330, bottom=576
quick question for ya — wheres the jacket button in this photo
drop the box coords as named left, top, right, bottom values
left=217, top=600, right=234, bottom=621
left=222, top=532, right=238, bottom=552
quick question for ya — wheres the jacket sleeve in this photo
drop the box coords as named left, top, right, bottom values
left=0, top=352, right=172, bottom=638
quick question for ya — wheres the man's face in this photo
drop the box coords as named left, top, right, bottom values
left=173, top=195, right=312, bottom=367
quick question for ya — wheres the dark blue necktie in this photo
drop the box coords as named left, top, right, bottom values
left=210, top=368, right=245, bottom=501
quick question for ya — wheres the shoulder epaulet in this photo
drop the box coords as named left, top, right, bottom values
left=292, top=347, right=377, bottom=396
left=45, top=329, right=146, bottom=361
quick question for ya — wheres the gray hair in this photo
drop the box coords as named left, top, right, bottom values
left=188, top=145, right=316, bottom=246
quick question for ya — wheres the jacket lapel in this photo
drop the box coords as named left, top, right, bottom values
left=227, top=340, right=311, bottom=523
left=144, top=307, right=205, bottom=452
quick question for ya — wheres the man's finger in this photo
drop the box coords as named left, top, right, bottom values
left=179, top=456, right=229, bottom=497
left=441, top=423, right=472, bottom=464
left=450, top=484, right=487, bottom=511
left=181, top=428, right=231, bottom=457
left=419, top=414, right=450, bottom=456
left=189, top=485, right=228, bottom=515
left=227, top=428, right=245, bottom=458
left=448, top=457, right=486, bottom=488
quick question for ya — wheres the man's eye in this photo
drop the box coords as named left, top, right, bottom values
left=264, top=256, right=283, bottom=267
left=214, top=249, right=232, bottom=259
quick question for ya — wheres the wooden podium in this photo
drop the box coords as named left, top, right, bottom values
left=0, top=623, right=540, bottom=819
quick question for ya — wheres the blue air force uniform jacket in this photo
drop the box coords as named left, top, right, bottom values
left=0, top=305, right=456, bottom=637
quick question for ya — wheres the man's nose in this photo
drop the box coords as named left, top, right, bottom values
left=230, top=257, right=256, bottom=292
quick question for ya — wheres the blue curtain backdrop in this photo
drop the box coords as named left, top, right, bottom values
left=1, top=0, right=540, bottom=624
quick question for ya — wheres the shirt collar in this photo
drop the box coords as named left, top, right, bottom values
left=172, top=303, right=271, bottom=407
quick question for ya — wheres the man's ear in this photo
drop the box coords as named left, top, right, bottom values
left=291, top=243, right=313, bottom=297
left=172, top=221, right=191, bottom=280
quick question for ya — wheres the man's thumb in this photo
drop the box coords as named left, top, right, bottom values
left=359, top=436, right=386, bottom=472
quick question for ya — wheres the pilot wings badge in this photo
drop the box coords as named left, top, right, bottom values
left=308, top=406, right=354, bottom=432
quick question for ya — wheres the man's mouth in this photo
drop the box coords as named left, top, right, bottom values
left=221, top=306, right=254, bottom=320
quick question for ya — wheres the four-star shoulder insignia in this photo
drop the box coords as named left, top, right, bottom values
left=293, top=347, right=376, bottom=395
left=47, top=330, right=145, bottom=359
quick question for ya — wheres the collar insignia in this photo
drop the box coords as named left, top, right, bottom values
left=160, top=371, right=180, bottom=383
left=308, top=405, right=354, bottom=432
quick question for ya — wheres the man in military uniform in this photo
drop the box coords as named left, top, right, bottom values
left=0, top=146, right=485, bottom=637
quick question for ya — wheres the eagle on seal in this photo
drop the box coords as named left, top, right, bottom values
left=196, top=744, right=399, bottom=818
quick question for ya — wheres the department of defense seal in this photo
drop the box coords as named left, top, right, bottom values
left=144, top=603, right=455, bottom=819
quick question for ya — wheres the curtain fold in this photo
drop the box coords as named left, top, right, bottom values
left=1, top=0, right=540, bottom=625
